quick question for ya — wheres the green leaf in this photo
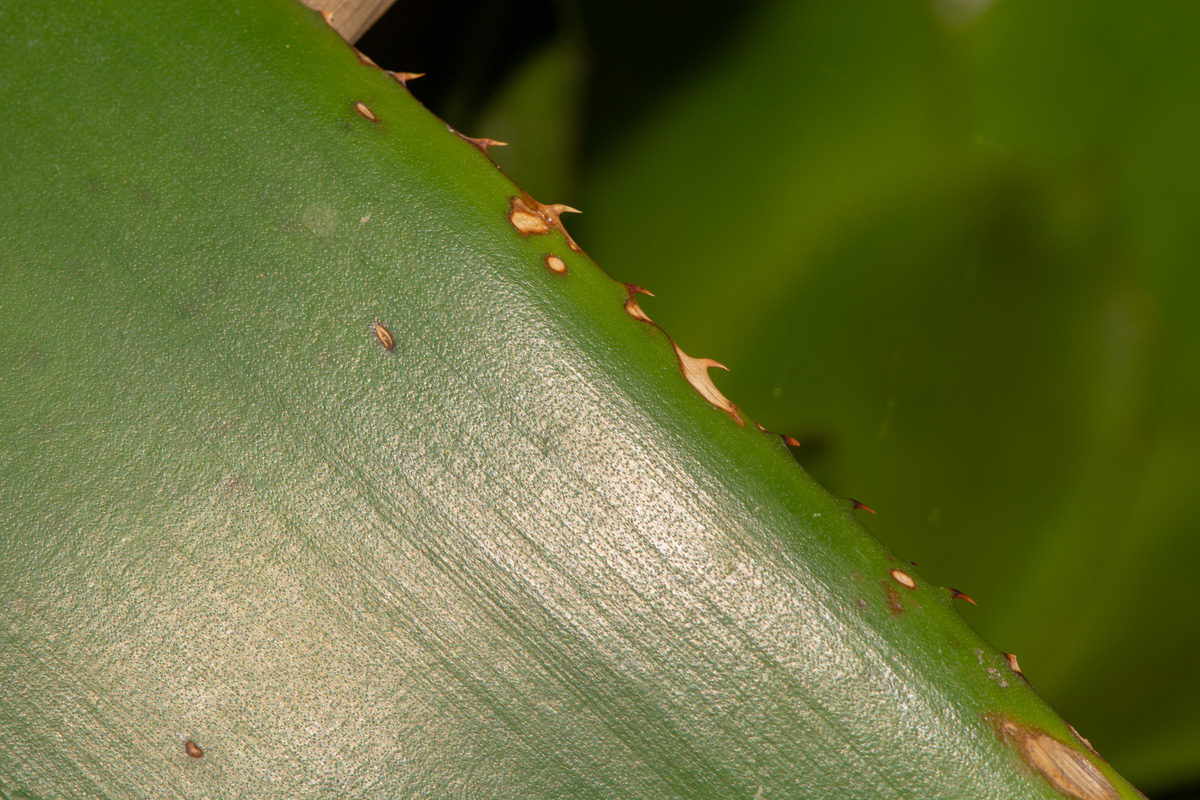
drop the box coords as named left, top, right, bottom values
left=0, top=0, right=1147, bottom=797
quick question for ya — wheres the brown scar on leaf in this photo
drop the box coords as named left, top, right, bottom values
left=882, top=580, right=905, bottom=616
left=372, top=322, right=395, bottom=352
left=889, top=568, right=916, bottom=590
left=185, top=740, right=204, bottom=759
left=545, top=254, right=567, bottom=275
left=950, top=588, right=977, bottom=606
left=508, top=196, right=582, bottom=252
left=354, top=102, right=378, bottom=122
left=673, top=343, right=743, bottom=425
left=782, top=435, right=801, bottom=447
left=851, top=498, right=877, bottom=515
left=985, top=713, right=1119, bottom=800
left=388, top=71, right=425, bottom=86
left=624, top=285, right=654, bottom=323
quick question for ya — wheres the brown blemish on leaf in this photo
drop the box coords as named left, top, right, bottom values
left=185, top=740, right=204, bottom=759
left=782, top=435, right=801, bottom=447
left=388, top=71, right=425, bottom=86
left=986, top=714, right=1119, bottom=800
left=507, top=196, right=582, bottom=251
left=882, top=580, right=905, bottom=616
left=851, top=498, right=877, bottom=515
left=509, top=197, right=550, bottom=235
left=545, top=254, right=567, bottom=275
left=890, top=568, right=916, bottom=590
left=624, top=285, right=654, bottom=323
left=673, top=343, right=743, bottom=425
left=950, top=588, right=977, bottom=606
left=354, top=102, right=378, bottom=122
left=372, top=322, right=395, bottom=352
left=856, top=597, right=867, bottom=608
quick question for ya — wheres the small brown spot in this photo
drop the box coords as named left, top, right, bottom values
left=185, top=740, right=204, bottom=759
left=674, top=343, right=743, bottom=425
left=856, top=598, right=867, bottom=608
left=355, top=102, right=377, bottom=122
left=950, top=588, right=977, bottom=606
left=1005, top=652, right=1025, bottom=677
left=851, top=499, right=877, bottom=515
left=890, top=568, right=916, bottom=590
left=372, top=322, right=395, bottom=352
left=986, top=714, right=1118, bottom=800
left=624, top=285, right=654, bottom=323
left=782, top=435, right=801, bottom=447
left=388, top=71, right=425, bottom=85
left=882, top=580, right=905, bottom=616
left=545, top=254, right=567, bottom=274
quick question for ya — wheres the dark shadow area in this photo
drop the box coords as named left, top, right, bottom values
left=356, top=0, right=768, bottom=154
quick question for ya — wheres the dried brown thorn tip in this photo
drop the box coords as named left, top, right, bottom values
left=1068, top=724, right=1100, bottom=756
left=458, top=133, right=508, bottom=154
left=624, top=285, right=654, bottom=323
left=889, top=568, right=916, bottom=590
left=355, top=49, right=378, bottom=68
left=1005, top=652, right=1024, bottom=676
left=389, top=71, right=425, bottom=85
left=851, top=499, right=877, bottom=515
left=673, top=343, right=742, bottom=425
left=782, top=434, right=801, bottom=447
left=950, top=588, right=978, bottom=606
left=185, top=740, right=204, bottom=759
left=354, top=102, right=377, bottom=122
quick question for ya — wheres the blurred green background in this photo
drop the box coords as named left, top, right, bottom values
left=359, top=0, right=1200, bottom=795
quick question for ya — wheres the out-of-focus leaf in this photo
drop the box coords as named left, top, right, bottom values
left=575, top=0, right=1200, bottom=792
left=474, top=41, right=584, bottom=204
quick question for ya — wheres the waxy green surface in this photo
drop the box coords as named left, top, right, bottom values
left=0, top=1, right=1142, bottom=797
